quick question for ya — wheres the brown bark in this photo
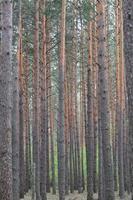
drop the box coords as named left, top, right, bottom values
left=57, top=0, right=66, bottom=199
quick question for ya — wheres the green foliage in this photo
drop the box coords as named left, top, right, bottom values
left=82, top=0, right=96, bottom=22
left=45, top=0, right=61, bottom=18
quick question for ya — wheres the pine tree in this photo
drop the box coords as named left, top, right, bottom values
left=33, top=0, right=41, bottom=199
left=0, top=1, right=13, bottom=199
left=97, top=1, right=115, bottom=199
left=123, top=0, right=133, bottom=198
left=57, top=0, right=66, bottom=199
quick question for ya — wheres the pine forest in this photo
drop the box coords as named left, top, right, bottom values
left=0, top=0, right=132, bottom=200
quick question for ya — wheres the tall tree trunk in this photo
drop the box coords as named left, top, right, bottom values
left=50, top=97, right=56, bottom=194
left=80, top=17, right=85, bottom=192
left=57, top=0, right=66, bottom=199
left=40, top=2, right=47, bottom=198
left=64, top=59, right=69, bottom=195
left=92, top=13, right=98, bottom=194
left=123, top=0, right=133, bottom=198
left=86, top=20, right=94, bottom=200
left=18, top=24, right=25, bottom=197
left=24, top=48, right=31, bottom=192
left=12, top=1, right=21, bottom=199
left=97, top=1, right=115, bottom=199
left=115, top=1, right=125, bottom=198
left=0, top=1, right=13, bottom=200
left=33, top=0, right=41, bottom=199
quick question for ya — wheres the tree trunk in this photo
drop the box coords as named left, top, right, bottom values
left=33, top=0, right=41, bottom=199
left=0, top=1, right=13, bottom=200
left=86, top=20, right=94, bottom=200
left=12, top=1, right=21, bottom=199
left=40, top=4, right=47, bottom=199
left=57, top=0, right=66, bottom=199
left=97, top=1, right=115, bottom=199
left=123, top=0, right=133, bottom=197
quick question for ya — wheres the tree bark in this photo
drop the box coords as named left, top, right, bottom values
left=97, top=1, right=115, bottom=199
left=0, top=1, right=13, bottom=200
left=57, top=0, right=66, bottom=199
left=33, top=0, right=41, bottom=199
left=123, top=0, right=133, bottom=197
left=86, top=20, right=94, bottom=200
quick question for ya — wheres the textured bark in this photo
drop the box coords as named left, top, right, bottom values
left=115, top=1, right=125, bottom=198
left=24, top=50, right=31, bottom=192
left=92, top=15, right=98, bottom=195
left=123, top=0, right=133, bottom=197
left=97, top=1, right=115, bottom=199
left=57, top=0, right=66, bottom=199
left=46, top=18, right=56, bottom=195
left=68, top=56, right=75, bottom=193
left=40, top=4, right=47, bottom=198
left=86, top=21, right=94, bottom=200
left=50, top=99, right=56, bottom=194
left=98, top=105, right=104, bottom=200
left=80, top=18, right=85, bottom=192
left=72, top=1, right=82, bottom=192
left=18, top=15, right=25, bottom=198
left=45, top=21, right=50, bottom=191
left=19, top=91, right=25, bottom=198
left=64, top=58, right=69, bottom=195
left=69, top=99, right=74, bottom=193
left=12, top=48, right=20, bottom=200
left=12, top=1, right=20, bottom=199
left=124, top=92, right=131, bottom=194
left=0, top=1, right=13, bottom=200
left=46, top=27, right=50, bottom=194
left=33, top=0, right=41, bottom=199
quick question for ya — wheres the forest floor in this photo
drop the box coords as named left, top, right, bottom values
left=21, top=191, right=132, bottom=200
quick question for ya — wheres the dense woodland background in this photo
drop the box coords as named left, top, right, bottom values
left=0, top=0, right=132, bottom=200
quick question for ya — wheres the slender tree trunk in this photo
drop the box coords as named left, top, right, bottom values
left=50, top=98, right=56, bottom=194
left=17, top=6, right=25, bottom=199
left=80, top=18, right=85, bottom=192
left=24, top=50, right=31, bottom=193
left=19, top=49, right=25, bottom=198
left=86, top=20, right=94, bottom=200
left=12, top=1, right=21, bottom=199
left=92, top=14, right=98, bottom=194
left=57, top=0, right=66, bottom=199
left=123, top=0, right=133, bottom=198
left=64, top=60, right=69, bottom=195
left=40, top=4, right=47, bottom=198
left=33, top=0, right=41, bottom=199
left=46, top=18, right=56, bottom=194
left=0, top=1, right=13, bottom=200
